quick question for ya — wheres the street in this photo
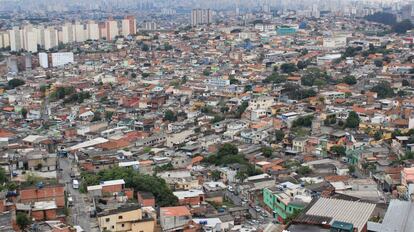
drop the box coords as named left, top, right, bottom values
left=59, top=157, right=99, bottom=232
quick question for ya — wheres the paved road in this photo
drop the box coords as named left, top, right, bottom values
left=59, top=157, right=98, bottom=231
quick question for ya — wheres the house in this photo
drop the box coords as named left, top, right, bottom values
left=173, top=189, right=205, bottom=206
left=97, top=205, right=155, bottom=232
left=263, top=182, right=312, bottom=223
left=87, top=179, right=126, bottom=197
left=137, top=192, right=155, bottom=207
left=19, top=184, right=65, bottom=208
left=290, top=198, right=376, bottom=232
left=368, top=199, right=414, bottom=232
left=160, top=206, right=192, bottom=232
left=401, top=167, right=414, bottom=187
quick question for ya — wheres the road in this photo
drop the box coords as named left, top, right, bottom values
left=59, top=157, right=98, bottom=231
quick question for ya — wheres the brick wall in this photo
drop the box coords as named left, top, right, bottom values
left=19, top=185, right=65, bottom=207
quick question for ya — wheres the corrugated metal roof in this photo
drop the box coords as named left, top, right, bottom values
left=305, top=198, right=376, bottom=232
left=380, top=199, right=414, bottom=232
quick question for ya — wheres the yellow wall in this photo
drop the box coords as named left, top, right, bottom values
left=98, top=208, right=154, bottom=232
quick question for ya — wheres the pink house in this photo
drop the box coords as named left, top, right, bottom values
left=401, top=167, right=414, bottom=186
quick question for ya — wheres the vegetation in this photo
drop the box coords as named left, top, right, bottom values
left=371, top=82, right=394, bottom=99
left=204, top=143, right=262, bottom=180
left=8, top=79, right=25, bottom=89
left=263, top=72, right=286, bottom=84
left=50, top=86, right=75, bottom=101
left=62, top=91, right=91, bottom=104
left=164, top=110, right=178, bottom=122
left=81, top=167, right=178, bottom=206
left=235, top=101, right=248, bottom=118
left=292, top=115, right=314, bottom=128
left=297, top=166, right=312, bottom=175
left=301, top=68, right=331, bottom=87
left=364, top=12, right=397, bottom=26
left=342, top=75, right=357, bottom=85
left=345, top=111, right=360, bottom=129
left=393, top=20, right=414, bottom=34
left=280, top=63, right=298, bottom=73
left=261, top=146, right=273, bottom=158
left=154, top=163, right=174, bottom=173
left=16, top=212, right=31, bottom=230
left=330, top=145, right=346, bottom=156
left=283, top=83, right=317, bottom=100
left=275, top=130, right=285, bottom=142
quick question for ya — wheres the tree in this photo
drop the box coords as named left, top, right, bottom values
left=218, top=143, right=238, bottom=157
left=211, top=170, right=221, bottom=181
left=374, top=59, right=383, bottom=67
left=345, top=111, right=360, bottom=129
left=164, top=110, right=177, bottom=122
left=275, top=130, right=285, bottom=142
left=263, top=73, right=286, bottom=84
left=8, top=79, right=25, bottom=89
left=235, top=101, right=248, bottom=118
left=105, top=111, right=114, bottom=121
left=203, top=69, right=211, bottom=76
left=402, top=79, right=410, bottom=87
left=343, top=75, right=357, bottom=85
left=16, top=212, right=30, bottom=230
left=21, top=108, right=28, bottom=119
left=393, top=19, right=414, bottom=34
left=330, top=145, right=346, bottom=156
left=261, top=146, right=273, bottom=158
left=348, top=165, right=356, bottom=174
left=292, top=116, right=314, bottom=128
left=0, top=167, right=7, bottom=185
left=297, top=166, right=312, bottom=175
left=297, top=60, right=309, bottom=70
left=301, top=68, right=330, bottom=87
left=371, top=82, right=394, bottom=99
left=280, top=63, right=298, bottom=73
left=244, top=85, right=252, bottom=92
left=91, top=112, right=102, bottom=122
left=374, top=130, right=383, bottom=141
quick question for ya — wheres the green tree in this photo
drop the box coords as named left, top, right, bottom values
left=263, top=73, right=286, bottom=84
left=235, top=101, right=248, bottom=118
left=16, top=212, right=30, bottom=230
left=393, top=19, right=414, bottom=34
left=218, top=143, right=239, bottom=157
left=374, top=130, right=383, bottom=141
left=8, top=79, right=25, bottom=89
left=211, top=170, right=221, bottom=181
left=297, top=166, right=312, bottom=175
left=21, top=108, right=28, bottom=119
left=244, top=85, right=252, bottom=92
left=345, top=111, right=360, bottom=129
left=292, top=116, right=314, bottom=128
left=348, top=165, right=356, bottom=174
left=203, top=69, right=211, bottom=76
left=91, top=112, right=102, bottom=122
left=343, top=75, right=357, bottom=85
left=261, top=146, right=273, bottom=158
left=371, top=82, right=394, bottom=99
left=164, top=110, right=177, bottom=122
left=105, top=111, right=114, bottom=121
left=280, top=63, right=298, bottom=73
left=275, top=130, right=285, bottom=142
left=301, top=68, right=330, bottom=87
left=330, top=145, right=346, bottom=156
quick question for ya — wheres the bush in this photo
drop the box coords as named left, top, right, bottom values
left=8, top=79, right=25, bottom=89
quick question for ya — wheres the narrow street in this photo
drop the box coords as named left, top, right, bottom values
left=59, top=157, right=98, bottom=231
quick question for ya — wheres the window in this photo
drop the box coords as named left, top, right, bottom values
left=122, top=224, right=125, bottom=227
left=112, top=226, right=114, bottom=229
left=103, top=228, right=107, bottom=231
left=118, top=215, right=123, bottom=219
left=105, top=218, right=110, bottom=222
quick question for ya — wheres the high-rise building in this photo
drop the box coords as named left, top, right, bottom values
left=44, top=27, right=58, bottom=50
left=87, top=21, right=100, bottom=40
left=39, top=52, right=49, bottom=68
left=191, top=9, right=213, bottom=26
left=74, top=22, right=86, bottom=42
left=37, top=25, right=46, bottom=48
left=9, top=27, right=23, bottom=51
left=143, top=22, right=157, bottom=31
left=1, top=32, right=10, bottom=48
left=106, top=18, right=119, bottom=40
left=61, top=23, right=74, bottom=44
left=121, top=16, right=137, bottom=36
left=25, top=30, right=38, bottom=53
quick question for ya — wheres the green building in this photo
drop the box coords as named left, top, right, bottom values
left=263, top=182, right=310, bottom=223
left=276, top=26, right=297, bottom=36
